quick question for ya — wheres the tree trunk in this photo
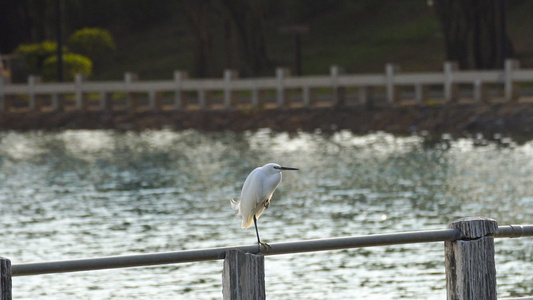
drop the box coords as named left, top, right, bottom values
left=220, top=0, right=270, bottom=76
left=433, top=0, right=513, bottom=69
left=183, top=1, right=215, bottom=78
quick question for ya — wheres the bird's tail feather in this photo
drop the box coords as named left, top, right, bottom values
left=230, top=198, right=239, bottom=211
left=230, top=199, right=242, bottom=218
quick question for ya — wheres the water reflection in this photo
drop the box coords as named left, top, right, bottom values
left=0, top=130, right=532, bottom=299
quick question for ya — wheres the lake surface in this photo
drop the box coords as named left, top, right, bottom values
left=0, top=129, right=532, bottom=299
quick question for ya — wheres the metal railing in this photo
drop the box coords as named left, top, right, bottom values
left=9, top=224, right=533, bottom=277
left=2, top=218, right=533, bottom=299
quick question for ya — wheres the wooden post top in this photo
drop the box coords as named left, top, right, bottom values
left=448, top=217, right=498, bottom=239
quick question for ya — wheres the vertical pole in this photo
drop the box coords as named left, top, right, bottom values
left=224, top=69, right=238, bottom=109
left=0, top=257, right=12, bottom=300
left=385, top=63, right=399, bottom=104
left=28, top=75, right=39, bottom=111
left=473, top=79, right=486, bottom=103
left=414, top=84, right=427, bottom=104
left=251, top=81, right=263, bottom=109
left=330, top=65, right=345, bottom=107
left=0, top=74, right=4, bottom=111
left=302, top=86, right=312, bottom=107
left=124, top=72, right=138, bottom=111
left=276, top=67, right=290, bottom=108
left=504, top=59, right=520, bottom=102
left=100, top=92, right=111, bottom=111
left=198, top=89, right=207, bottom=110
left=222, top=250, right=265, bottom=300
left=174, top=71, right=188, bottom=110
left=75, top=73, right=84, bottom=110
left=51, top=94, right=59, bottom=112
left=148, top=90, right=157, bottom=111
left=445, top=217, right=498, bottom=300
left=444, top=62, right=458, bottom=103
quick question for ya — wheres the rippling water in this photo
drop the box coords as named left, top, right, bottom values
left=0, top=129, right=532, bottom=299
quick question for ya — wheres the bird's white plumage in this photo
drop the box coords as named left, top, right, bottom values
left=231, top=163, right=284, bottom=228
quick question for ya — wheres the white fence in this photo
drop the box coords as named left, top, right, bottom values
left=0, top=59, right=532, bottom=113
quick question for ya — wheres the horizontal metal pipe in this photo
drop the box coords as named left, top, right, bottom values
left=11, top=229, right=460, bottom=276
left=494, top=225, right=533, bottom=238
left=11, top=225, right=533, bottom=276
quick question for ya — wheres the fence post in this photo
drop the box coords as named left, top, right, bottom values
left=75, top=74, right=86, bottom=111
left=174, top=71, right=188, bottom=109
left=28, top=75, right=40, bottom=111
left=330, top=65, right=345, bottom=107
left=224, top=70, right=238, bottom=109
left=444, top=62, right=458, bottom=103
left=251, top=81, right=264, bottom=109
left=414, top=83, right=428, bottom=104
left=100, top=92, right=112, bottom=111
left=504, top=59, right=520, bottom=102
left=473, top=79, right=487, bottom=103
left=222, top=250, right=265, bottom=300
left=0, top=257, right=12, bottom=300
left=0, top=74, right=4, bottom=111
left=302, top=85, right=313, bottom=107
left=276, top=67, right=290, bottom=108
left=385, top=63, right=400, bottom=104
left=124, top=72, right=138, bottom=111
left=445, top=217, right=498, bottom=300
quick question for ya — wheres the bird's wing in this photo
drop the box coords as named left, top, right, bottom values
left=238, top=170, right=272, bottom=228
left=241, top=172, right=269, bottom=206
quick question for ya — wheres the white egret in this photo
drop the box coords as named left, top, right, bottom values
left=231, top=163, right=298, bottom=248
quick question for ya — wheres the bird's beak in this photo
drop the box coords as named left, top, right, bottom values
left=279, top=166, right=299, bottom=171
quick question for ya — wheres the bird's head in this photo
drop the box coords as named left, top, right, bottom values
left=263, top=163, right=299, bottom=174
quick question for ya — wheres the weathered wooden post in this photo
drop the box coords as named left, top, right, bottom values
left=444, top=61, right=459, bottom=103
left=222, top=250, right=265, bottom=300
left=385, top=63, right=400, bottom=105
left=0, top=257, right=12, bottom=300
left=445, top=217, right=498, bottom=300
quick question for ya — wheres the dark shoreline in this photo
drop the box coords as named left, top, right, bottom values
left=2, top=103, right=533, bottom=143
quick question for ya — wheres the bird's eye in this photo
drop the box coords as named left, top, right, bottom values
left=273, top=166, right=280, bottom=169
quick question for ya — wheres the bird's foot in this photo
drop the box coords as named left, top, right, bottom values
left=258, top=242, right=271, bottom=253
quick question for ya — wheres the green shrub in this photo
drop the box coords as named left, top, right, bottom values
left=42, top=54, right=92, bottom=81
left=67, top=28, right=116, bottom=65
left=14, top=41, right=65, bottom=75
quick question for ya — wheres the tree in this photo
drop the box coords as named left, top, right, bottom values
left=433, top=0, right=513, bottom=69
left=220, top=0, right=270, bottom=76
left=183, top=1, right=216, bottom=77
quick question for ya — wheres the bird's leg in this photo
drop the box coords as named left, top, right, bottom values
left=253, top=215, right=271, bottom=252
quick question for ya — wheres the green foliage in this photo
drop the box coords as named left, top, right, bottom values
left=42, top=54, right=92, bottom=81
left=14, top=41, right=65, bottom=75
left=67, top=28, right=116, bottom=65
